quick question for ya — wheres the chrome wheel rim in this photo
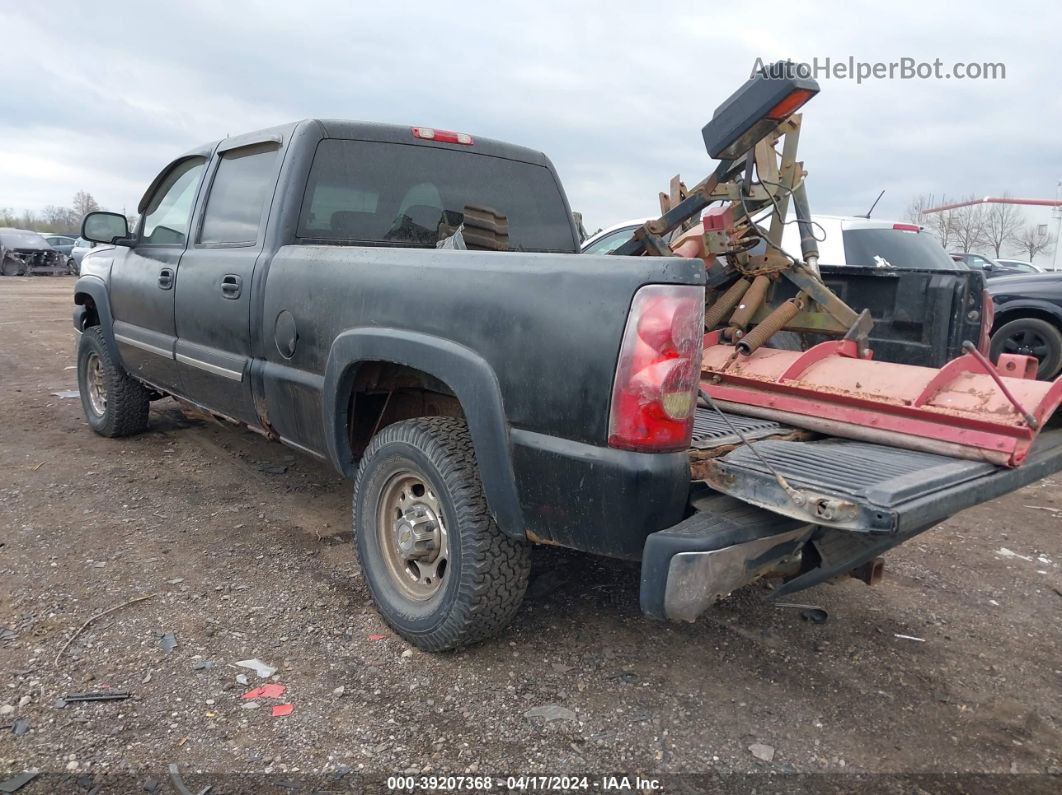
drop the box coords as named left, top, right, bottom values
left=376, top=469, right=449, bottom=601
left=86, top=353, right=107, bottom=416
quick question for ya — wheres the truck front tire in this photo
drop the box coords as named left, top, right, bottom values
left=77, top=326, right=151, bottom=437
left=353, top=417, right=530, bottom=651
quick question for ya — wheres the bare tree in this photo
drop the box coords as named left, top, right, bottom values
left=907, top=193, right=956, bottom=249
left=1017, top=222, right=1054, bottom=265
left=905, top=194, right=932, bottom=227
left=42, top=205, right=80, bottom=235
left=950, top=196, right=990, bottom=253
left=71, top=191, right=100, bottom=222
left=1, top=196, right=107, bottom=235
left=983, top=196, right=1025, bottom=257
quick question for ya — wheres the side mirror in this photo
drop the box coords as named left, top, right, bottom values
left=82, top=212, right=132, bottom=246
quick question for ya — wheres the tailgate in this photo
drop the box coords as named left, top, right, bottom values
left=693, top=407, right=1062, bottom=533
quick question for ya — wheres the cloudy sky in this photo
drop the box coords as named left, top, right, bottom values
left=3, top=0, right=1060, bottom=253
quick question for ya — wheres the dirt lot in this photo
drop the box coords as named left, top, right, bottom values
left=1, top=278, right=1060, bottom=792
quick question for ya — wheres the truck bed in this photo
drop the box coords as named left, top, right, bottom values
left=778, top=265, right=986, bottom=367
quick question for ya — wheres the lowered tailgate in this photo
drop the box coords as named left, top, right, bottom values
left=693, top=407, right=1062, bottom=534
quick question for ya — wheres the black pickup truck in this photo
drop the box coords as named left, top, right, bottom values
left=73, top=119, right=1062, bottom=651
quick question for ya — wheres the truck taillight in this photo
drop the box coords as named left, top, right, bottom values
left=978, top=289, right=995, bottom=355
left=608, top=285, right=705, bottom=452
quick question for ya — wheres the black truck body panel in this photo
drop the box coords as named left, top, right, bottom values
left=266, top=246, right=702, bottom=545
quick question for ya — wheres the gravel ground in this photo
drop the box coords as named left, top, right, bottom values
left=1, top=278, right=1060, bottom=792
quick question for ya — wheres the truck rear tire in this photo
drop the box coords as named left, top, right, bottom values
left=77, top=326, right=151, bottom=437
left=352, top=417, right=530, bottom=651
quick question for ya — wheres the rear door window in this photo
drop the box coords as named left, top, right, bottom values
left=199, top=143, right=280, bottom=245
left=297, top=139, right=576, bottom=252
left=842, top=228, right=961, bottom=270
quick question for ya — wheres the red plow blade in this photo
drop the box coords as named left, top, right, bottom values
left=701, top=335, right=1062, bottom=468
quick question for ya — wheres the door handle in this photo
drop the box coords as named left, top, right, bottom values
left=221, top=274, right=242, bottom=300
left=158, top=268, right=174, bottom=290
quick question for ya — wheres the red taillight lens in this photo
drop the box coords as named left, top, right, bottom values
left=411, top=127, right=473, bottom=145
left=892, top=223, right=921, bottom=232
left=978, top=288, right=995, bottom=355
left=608, top=285, right=705, bottom=452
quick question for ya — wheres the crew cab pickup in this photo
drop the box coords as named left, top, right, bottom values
left=73, top=119, right=1062, bottom=651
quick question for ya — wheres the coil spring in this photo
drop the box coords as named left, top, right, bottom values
left=704, top=277, right=751, bottom=330
left=735, top=297, right=805, bottom=356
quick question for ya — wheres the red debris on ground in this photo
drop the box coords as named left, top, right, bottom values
left=368, top=634, right=386, bottom=641
left=241, top=683, right=287, bottom=700
left=272, top=703, right=294, bottom=717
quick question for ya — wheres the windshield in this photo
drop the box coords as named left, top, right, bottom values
left=298, top=140, right=576, bottom=252
left=842, top=228, right=961, bottom=270
left=0, top=229, right=49, bottom=249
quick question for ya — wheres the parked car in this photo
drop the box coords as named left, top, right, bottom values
left=70, top=236, right=100, bottom=271
left=72, top=119, right=1061, bottom=652
left=994, top=258, right=1043, bottom=274
left=43, top=234, right=75, bottom=257
left=581, top=218, right=654, bottom=254
left=950, top=251, right=1034, bottom=278
left=43, top=234, right=78, bottom=273
left=0, top=228, right=66, bottom=276
left=988, top=272, right=1062, bottom=379
left=781, top=215, right=965, bottom=271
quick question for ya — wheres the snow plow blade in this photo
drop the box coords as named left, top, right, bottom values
left=701, top=337, right=1062, bottom=468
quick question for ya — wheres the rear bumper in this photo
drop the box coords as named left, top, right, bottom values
left=640, top=489, right=813, bottom=622
left=511, top=428, right=690, bottom=560
left=642, top=425, right=1062, bottom=621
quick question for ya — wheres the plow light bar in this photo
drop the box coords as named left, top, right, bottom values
left=701, top=61, right=819, bottom=160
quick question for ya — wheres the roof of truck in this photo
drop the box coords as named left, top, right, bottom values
left=312, top=120, right=551, bottom=166
left=186, top=119, right=550, bottom=166
left=145, top=120, right=555, bottom=215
